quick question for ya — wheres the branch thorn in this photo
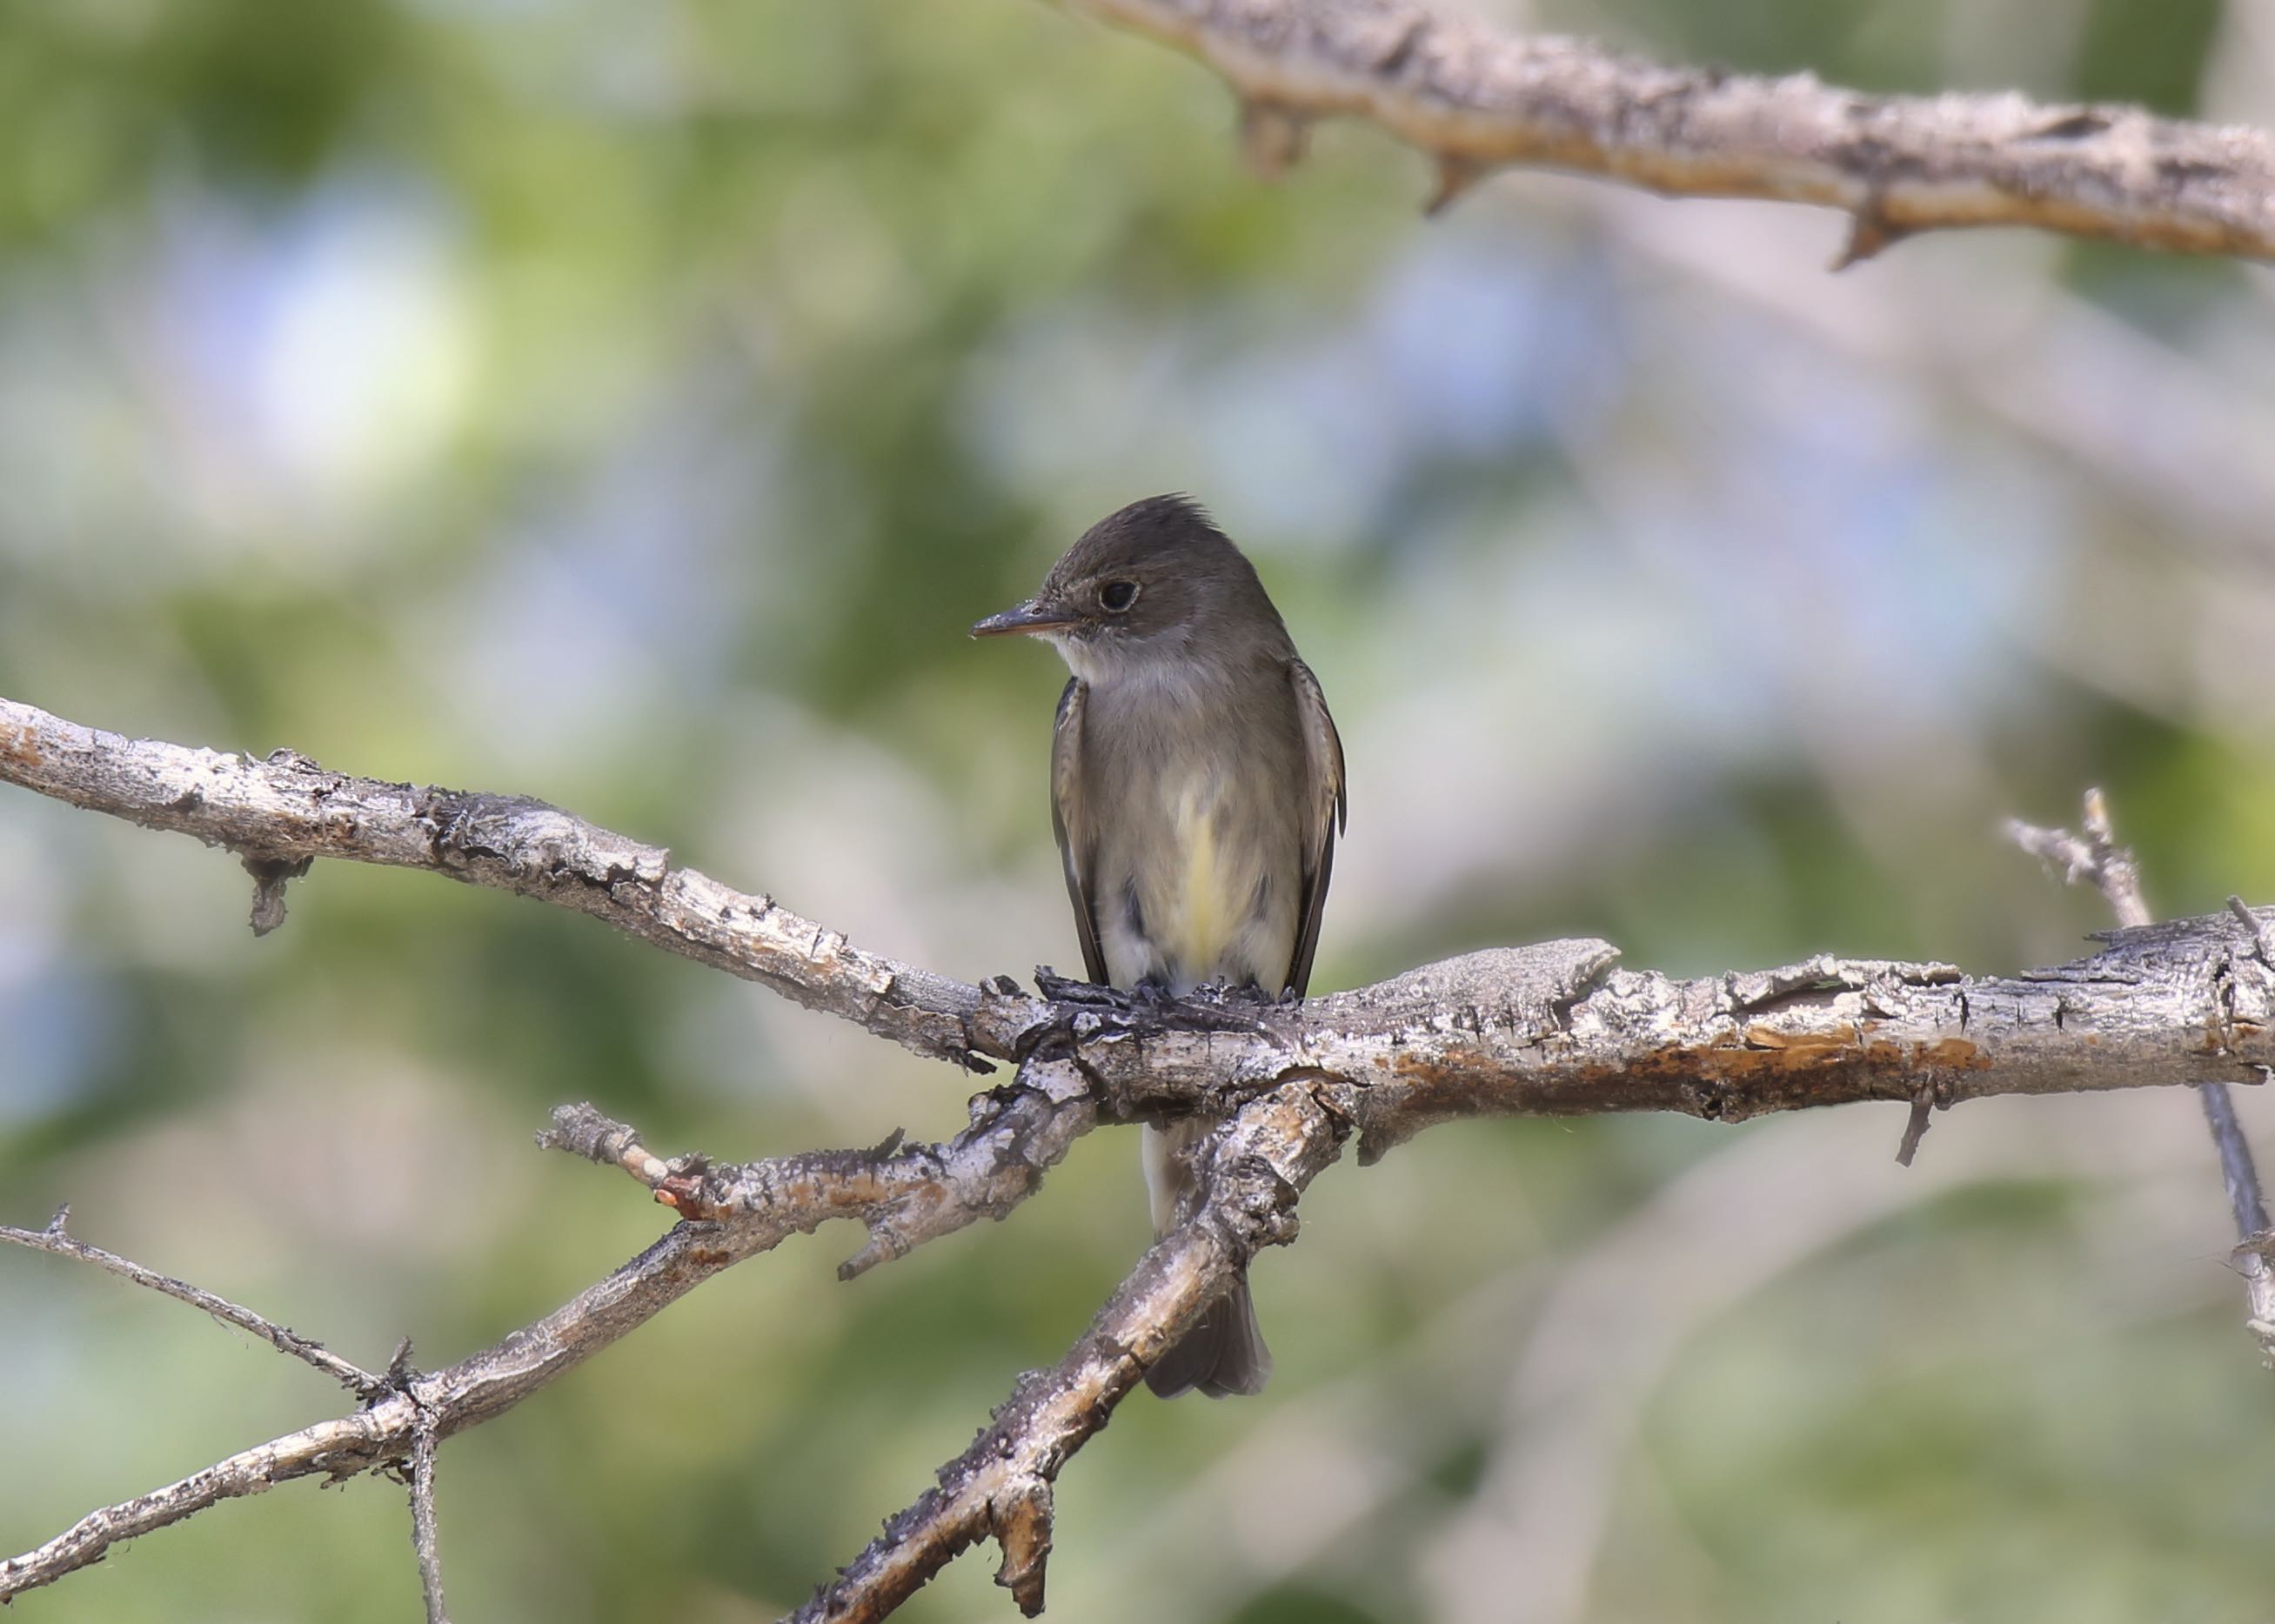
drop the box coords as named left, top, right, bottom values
left=1831, top=190, right=1912, bottom=269
left=1895, top=1086, right=1935, bottom=1166
left=1238, top=98, right=1310, bottom=181
left=2227, top=895, right=2275, bottom=969
left=1424, top=154, right=1489, bottom=217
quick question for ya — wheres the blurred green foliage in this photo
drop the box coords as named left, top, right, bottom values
left=4, top=1, right=2275, bottom=1621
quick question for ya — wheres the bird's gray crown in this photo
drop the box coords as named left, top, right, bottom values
left=1030, top=495, right=1293, bottom=674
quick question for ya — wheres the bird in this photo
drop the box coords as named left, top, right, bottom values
left=973, top=494, right=1345, bottom=1397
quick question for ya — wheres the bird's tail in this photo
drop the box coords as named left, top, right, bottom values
left=1144, top=1270, right=1271, bottom=1400
left=1141, top=1119, right=1272, bottom=1398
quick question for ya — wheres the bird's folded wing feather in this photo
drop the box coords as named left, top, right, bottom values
left=1285, top=657, right=1345, bottom=999
left=1050, top=676, right=1109, bottom=986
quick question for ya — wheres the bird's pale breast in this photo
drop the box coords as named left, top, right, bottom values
left=1083, top=671, right=1305, bottom=996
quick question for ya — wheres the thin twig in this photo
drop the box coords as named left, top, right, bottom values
left=2199, top=1078, right=2274, bottom=1240
left=410, top=1419, right=450, bottom=1624
left=2198, top=1083, right=2275, bottom=1365
left=0, top=1206, right=379, bottom=1398
left=2208, top=899, right=2275, bottom=1363
left=2232, top=893, right=2275, bottom=972
left=2011, top=789, right=2275, bottom=1364
left=0, top=1408, right=411, bottom=1599
left=0, top=1086, right=1097, bottom=1602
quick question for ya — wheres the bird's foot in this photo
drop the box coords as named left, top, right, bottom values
left=1161, top=978, right=1279, bottom=1034
left=1187, top=977, right=1279, bottom=1008
left=1032, top=972, right=1278, bottom=1035
left=1034, top=967, right=1131, bottom=1009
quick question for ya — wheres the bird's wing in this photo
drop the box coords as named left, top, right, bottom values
left=1285, top=657, right=1346, bottom=999
left=1050, top=676, right=1108, bottom=985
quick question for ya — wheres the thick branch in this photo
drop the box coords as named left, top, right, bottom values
left=1022, top=925, right=2274, bottom=1161
left=1070, top=0, right=2275, bottom=262
left=5, top=698, right=2271, bottom=1148
left=0, top=698, right=990, bottom=1067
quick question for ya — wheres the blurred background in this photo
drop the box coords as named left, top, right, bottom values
left=4, top=0, right=2275, bottom=1619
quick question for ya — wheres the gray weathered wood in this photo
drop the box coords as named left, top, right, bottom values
left=4, top=692, right=2272, bottom=1621
left=1072, top=0, right=2275, bottom=261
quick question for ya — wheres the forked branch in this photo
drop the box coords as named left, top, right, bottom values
left=4, top=696, right=2274, bottom=1618
left=0, top=1084, right=1096, bottom=1602
left=2011, top=790, right=2275, bottom=1362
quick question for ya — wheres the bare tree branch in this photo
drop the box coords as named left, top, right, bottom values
left=0, top=1206, right=380, bottom=1398
left=10, top=696, right=2268, bottom=1142
left=0, top=1085, right=1094, bottom=1602
left=1067, top=0, right=2275, bottom=262
left=0, top=698, right=994, bottom=1068
left=1046, top=925, right=2275, bottom=1159
left=2010, top=790, right=2275, bottom=1365
left=410, top=1413, right=449, bottom=1624
left=794, top=1086, right=1344, bottom=1622
left=6, top=698, right=2275, bottom=1618
left=0, top=1407, right=413, bottom=1601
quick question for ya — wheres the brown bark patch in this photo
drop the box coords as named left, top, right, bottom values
left=0, top=721, right=43, bottom=769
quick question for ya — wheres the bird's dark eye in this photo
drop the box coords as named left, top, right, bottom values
left=1098, top=580, right=1140, bottom=613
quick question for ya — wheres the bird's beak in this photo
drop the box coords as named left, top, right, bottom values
left=971, top=598, right=1079, bottom=638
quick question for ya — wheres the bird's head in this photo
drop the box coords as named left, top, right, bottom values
left=971, top=494, right=1285, bottom=685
